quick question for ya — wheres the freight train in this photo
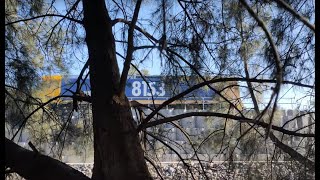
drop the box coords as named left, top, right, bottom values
left=37, top=75, right=241, bottom=109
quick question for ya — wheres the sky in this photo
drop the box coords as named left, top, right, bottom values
left=54, top=0, right=314, bottom=110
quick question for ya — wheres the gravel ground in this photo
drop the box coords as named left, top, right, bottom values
left=5, top=161, right=314, bottom=180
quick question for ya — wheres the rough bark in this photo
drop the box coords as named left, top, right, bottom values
left=5, top=138, right=89, bottom=180
left=82, top=0, right=152, bottom=179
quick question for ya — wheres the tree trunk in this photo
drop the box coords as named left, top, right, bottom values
left=82, top=0, right=152, bottom=179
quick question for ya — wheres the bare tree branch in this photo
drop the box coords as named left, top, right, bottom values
left=137, top=77, right=313, bottom=131
left=273, top=0, right=315, bottom=32
left=5, top=138, right=90, bottom=180
left=269, top=133, right=314, bottom=170
left=282, top=111, right=315, bottom=128
left=5, top=14, right=83, bottom=26
left=144, top=156, right=164, bottom=180
left=112, top=18, right=159, bottom=43
left=140, top=111, right=314, bottom=137
left=172, top=122, right=209, bottom=179
left=145, top=132, right=196, bottom=180
left=45, top=0, right=82, bottom=48
left=167, top=49, right=245, bottom=117
left=119, top=0, right=143, bottom=96
left=240, top=0, right=283, bottom=138
left=10, top=94, right=91, bottom=141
